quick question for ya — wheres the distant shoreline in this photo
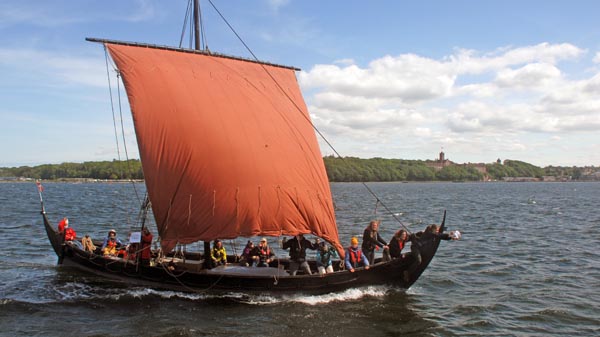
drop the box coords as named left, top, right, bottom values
left=0, top=178, right=144, bottom=183
left=1, top=178, right=597, bottom=184
left=2, top=158, right=599, bottom=182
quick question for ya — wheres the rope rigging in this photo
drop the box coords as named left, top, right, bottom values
left=180, top=0, right=208, bottom=51
left=178, top=0, right=192, bottom=49
left=103, top=46, right=145, bottom=231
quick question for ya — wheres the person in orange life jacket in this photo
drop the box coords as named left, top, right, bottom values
left=250, top=238, right=274, bottom=267
left=345, top=237, right=370, bottom=272
left=101, top=229, right=123, bottom=256
left=282, top=234, right=317, bottom=275
left=140, top=227, right=153, bottom=265
left=57, top=217, right=77, bottom=241
left=361, top=220, right=388, bottom=264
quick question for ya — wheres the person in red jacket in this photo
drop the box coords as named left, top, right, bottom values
left=58, top=218, right=69, bottom=232
left=57, top=217, right=76, bottom=241
left=140, top=227, right=153, bottom=265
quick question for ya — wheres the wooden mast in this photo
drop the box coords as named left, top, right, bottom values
left=193, top=0, right=201, bottom=51
left=194, top=0, right=213, bottom=269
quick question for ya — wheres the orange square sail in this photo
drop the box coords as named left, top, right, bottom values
left=106, top=43, right=342, bottom=255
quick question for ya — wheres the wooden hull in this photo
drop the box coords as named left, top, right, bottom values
left=42, top=211, right=445, bottom=295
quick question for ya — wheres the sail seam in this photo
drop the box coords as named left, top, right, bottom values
left=187, top=194, right=192, bottom=227
left=257, top=185, right=261, bottom=220
left=212, top=190, right=216, bottom=216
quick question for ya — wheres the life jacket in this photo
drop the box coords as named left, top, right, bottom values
left=249, top=245, right=271, bottom=262
left=106, top=239, right=117, bottom=249
left=259, top=247, right=271, bottom=260
left=140, top=233, right=153, bottom=260
left=103, top=239, right=118, bottom=256
left=212, top=247, right=226, bottom=261
left=348, top=248, right=362, bottom=267
left=64, top=228, right=76, bottom=241
left=117, top=249, right=127, bottom=258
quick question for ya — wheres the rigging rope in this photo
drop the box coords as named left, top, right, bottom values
left=181, top=0, right=209, bottom=51
left=206, top=0, right=412, bottom=233
left=104, top=46, right=146, bottom=230
left=179, top=0, right=192, bottom=49
left=115, top=75, right=142, bottom=204
left=198, top=0, right=208, bottom=50
left=104, top=47, right=122, bottom=168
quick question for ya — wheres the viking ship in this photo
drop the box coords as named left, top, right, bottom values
left=41, top=1, right=449, bottom=295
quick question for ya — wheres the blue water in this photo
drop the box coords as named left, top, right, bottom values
left=0, top=181, right=598, bottom=336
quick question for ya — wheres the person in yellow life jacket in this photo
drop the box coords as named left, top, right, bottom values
left=101, top=229, right=123, bottom=256
left=211, top=239, right=227, bottom=266
left=344, top=237, right=370, bottom=273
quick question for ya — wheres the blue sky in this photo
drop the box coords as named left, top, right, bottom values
left=1, top=0, right=599, bottom=167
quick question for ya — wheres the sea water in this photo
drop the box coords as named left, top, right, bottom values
left=0, top=181, right=598, bottom=336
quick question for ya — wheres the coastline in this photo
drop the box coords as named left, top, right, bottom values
left=0, top=177, right=144, bottom=183
left=2, top=178, right=596, bottom=184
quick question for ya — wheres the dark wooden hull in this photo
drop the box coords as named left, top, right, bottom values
left=42, top=211, right=446, bottom=295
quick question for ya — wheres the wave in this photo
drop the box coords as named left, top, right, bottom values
left=131, top=284, right=394, bottom=305
left=2, top=282, right=395, bottom=306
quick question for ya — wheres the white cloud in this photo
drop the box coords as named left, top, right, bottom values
left=594, top=52, right=600, bottom=64
left=300, top=54, right=456, bottom=102
left=453, top=43, right=584, bottom=75
left=495, top=63, right=562, bottom=88
left=299, top=42, right=598, bottom=165
left=334, top=58, right=355, bottom=66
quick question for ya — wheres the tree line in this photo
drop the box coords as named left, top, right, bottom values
left=0, top=157, right=590, bottom=182
left=0, top=160, right=143, bottom=180
left=323, top=156, right=576, bottom=182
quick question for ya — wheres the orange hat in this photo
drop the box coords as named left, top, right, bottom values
left=350, top=237, right=358, bottom=245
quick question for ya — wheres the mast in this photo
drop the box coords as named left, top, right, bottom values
left=193, top=0, right=201, bottom=51
left=194, top=0, right=212, bottom=268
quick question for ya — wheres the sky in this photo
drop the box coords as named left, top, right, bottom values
left=1, top=0, right=600, bottom=168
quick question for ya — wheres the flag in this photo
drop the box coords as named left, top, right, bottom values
left=36, top=180, right=44, bottom=193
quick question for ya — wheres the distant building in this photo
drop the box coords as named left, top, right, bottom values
left=428, top=151, right=454, bottom=170
left=425, top=151, right=490, bottom=181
